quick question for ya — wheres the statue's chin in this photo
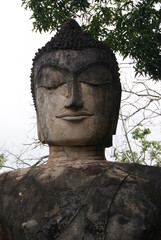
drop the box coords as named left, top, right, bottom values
left=38, top=117, right=111, bottom=147
left=42, top=136, right=107, bottom=147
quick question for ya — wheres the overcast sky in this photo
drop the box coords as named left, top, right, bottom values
left=0, top=0, right=52, bottom=153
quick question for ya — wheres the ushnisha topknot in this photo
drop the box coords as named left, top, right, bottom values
left=31, top=19, right=121, bottom=109
left=33, top=18, right=107, bottom=60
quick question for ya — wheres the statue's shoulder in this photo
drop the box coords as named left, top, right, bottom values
left=110, top=161, right=161, bottom=188
left=0, top=164, right=64, bottom=191
left=1, top=162, right=161, bottom=189
left=110, top=162, right=161, bottom=206
left=110, top=161, right=161, bottom=180
left=0, top=168, right=30, bottom=190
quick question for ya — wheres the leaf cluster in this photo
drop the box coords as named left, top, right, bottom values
left=21, top=0, right=90, bottom=32
left=114, top=126, right=161, bottom=166
left=21, top=0, right=161, bottom=80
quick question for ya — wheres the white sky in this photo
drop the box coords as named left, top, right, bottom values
left=0, top=0, right=52, bottom=151
left=0, top=1, right=160, bottom=169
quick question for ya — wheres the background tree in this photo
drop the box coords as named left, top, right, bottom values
left=21, top=0, right=161, bottom=80
left=106, top=62, right=161, bottom=166
left=0, top=153, right=7, bottom=169
left=113, top=126, right=161, bottom=166
left=0, top=142, right=48, bottom=171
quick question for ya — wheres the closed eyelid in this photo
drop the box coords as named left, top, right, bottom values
left=36, top=68, right=68, bottom=90
left=76, top=65, right=111, bottom=85
left=35, top=63, right=111, bottom=87
left=36, top=82, right=66, bottom=90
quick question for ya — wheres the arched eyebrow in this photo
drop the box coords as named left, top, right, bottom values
left=36, top=64, right=70, bottom=77
left=36, top=61, right=109, bottom=77
left=74, top=62, right=109, bottom=76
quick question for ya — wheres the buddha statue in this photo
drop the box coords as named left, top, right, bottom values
left=0, top=19, right=161, bottom=240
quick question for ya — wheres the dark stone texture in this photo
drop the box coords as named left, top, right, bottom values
left=0, top=161, right=161, bottom=240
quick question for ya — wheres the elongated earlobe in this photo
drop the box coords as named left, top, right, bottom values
left=37, top=117, right=46, bottom=144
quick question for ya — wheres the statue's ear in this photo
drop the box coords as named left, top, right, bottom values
left=112, top=83, right=122, bottom=135
left=37, top=115, right=47, bottom=144
left=106, top=83, right=121, bottom=148
left=106, top=136, right=112, bottom=147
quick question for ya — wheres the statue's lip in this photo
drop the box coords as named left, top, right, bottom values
left=56, top=111, right=93, bottom=120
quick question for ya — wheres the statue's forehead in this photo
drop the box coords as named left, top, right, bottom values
left=34, top=49, right=109, bottom=74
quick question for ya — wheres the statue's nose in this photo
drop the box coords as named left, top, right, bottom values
left=65, top=79, right=83, bottom=110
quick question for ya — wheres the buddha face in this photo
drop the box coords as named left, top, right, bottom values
left=34, top=49, right=114, bottom=146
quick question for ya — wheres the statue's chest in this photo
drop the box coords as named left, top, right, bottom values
left=0, top=167, right=157, bottom=240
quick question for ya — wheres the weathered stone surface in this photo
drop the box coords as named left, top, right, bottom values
left=34, top=49, right=119, bottom=148
left=0, top=161, right=161, bottom=240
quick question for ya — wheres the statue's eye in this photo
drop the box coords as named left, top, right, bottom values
left=77, top=65, right=111, bottom=86
left=36, top=68, right=66, bottom=89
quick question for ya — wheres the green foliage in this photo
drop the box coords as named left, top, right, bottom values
left=114, top=127, right=161, bottom=166
left=0, top=153, right=7, bottom=168
left=21, top=0, right=161, bottom=80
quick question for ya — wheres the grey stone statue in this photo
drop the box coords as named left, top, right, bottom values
left=0, top=19, right=161, bottom=240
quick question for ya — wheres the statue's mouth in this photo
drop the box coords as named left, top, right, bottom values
left=56, top=111, right=93, bottom=121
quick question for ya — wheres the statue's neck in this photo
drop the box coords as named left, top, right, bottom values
left=47, top=145, right=106, bottom=166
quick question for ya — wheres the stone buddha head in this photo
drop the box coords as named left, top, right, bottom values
left=31, top=19, right=121, bottom=148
